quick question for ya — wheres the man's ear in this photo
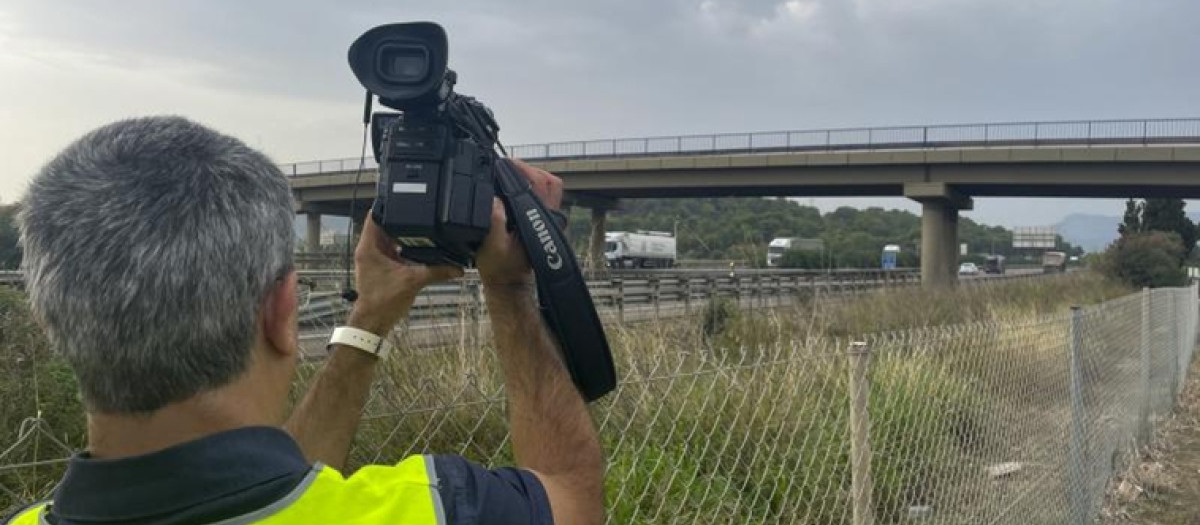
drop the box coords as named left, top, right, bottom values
left=261, top=270, right=300, bottom=358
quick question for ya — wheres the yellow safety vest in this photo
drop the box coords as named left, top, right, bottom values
left=7, top=455, right=445, bottom=525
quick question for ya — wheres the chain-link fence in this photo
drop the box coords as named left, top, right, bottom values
left=4, top=282, right=1198, bottom=523
left=0, top=418, right=75, bottom=510
left=325, top=283, right=1199, bottom=525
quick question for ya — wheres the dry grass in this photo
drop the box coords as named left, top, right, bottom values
left=320, top=272, right=1134, bottom=523
left=1101, top=358, right=1200, bottom=524
left=1, top=271, right=1137, bottom=520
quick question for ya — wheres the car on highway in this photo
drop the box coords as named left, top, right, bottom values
left=958, top=262, right=980, bottom=276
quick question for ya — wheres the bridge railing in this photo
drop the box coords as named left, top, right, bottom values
left=278, top=117, right=1200, bottom=177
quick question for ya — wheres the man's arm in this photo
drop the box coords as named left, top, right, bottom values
left=475, top=159, right=605, bottom=525
left=285, top=218, right=461, bottom=471
left=486, top=285, right=605, bottom=525
left=281, top=312, right=385, bottom=471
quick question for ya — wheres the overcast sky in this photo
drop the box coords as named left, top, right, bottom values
left=2, top=0, right=1198, bottom=226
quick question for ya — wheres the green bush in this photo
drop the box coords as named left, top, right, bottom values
left=0, top=204, right=20, bottom=270
left=700, top=296, right=739, bottom=340
left=0, top=287, right=85, bottom=513
left=1099, top=231, right=1188, bottom=288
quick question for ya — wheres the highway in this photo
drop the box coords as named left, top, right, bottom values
left=0, top=266, right=1042, bottom=360
left=294, top=267, right=1043, bottom=358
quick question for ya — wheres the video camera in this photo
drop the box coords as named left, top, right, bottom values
left=348, top=22, right=615, bottom=401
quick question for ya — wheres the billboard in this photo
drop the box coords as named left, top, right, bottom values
left=1012, top=226, right=1058, bottom=249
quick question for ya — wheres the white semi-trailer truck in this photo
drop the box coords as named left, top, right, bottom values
left=605, top=231, right=677, bottom=268
left=766, top=237, right=825, bottom=267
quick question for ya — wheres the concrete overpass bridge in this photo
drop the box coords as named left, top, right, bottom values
left=282, top=117, right=1200, bottom=286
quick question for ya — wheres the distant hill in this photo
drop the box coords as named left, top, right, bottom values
left=1057, top=211, right=1200, bottom=253
left=1056, top=214, right=1120, bottom=253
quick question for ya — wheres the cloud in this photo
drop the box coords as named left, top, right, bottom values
left=2, top=0, right=1198, bottom=225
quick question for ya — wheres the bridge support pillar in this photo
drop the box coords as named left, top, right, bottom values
left=565, top=193, right=618, bottom=272
left=589, top=208, right=607, bottom=272
left=305, top=213, right=322, bottom=251
left=906, top=183, right=973, bottom=288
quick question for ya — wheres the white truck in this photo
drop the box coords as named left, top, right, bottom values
left=766, top=237, right=825, bottom=267
left=1042, top=251, right=1068, bottom=274
left=605, top=231, right=677, bottom=268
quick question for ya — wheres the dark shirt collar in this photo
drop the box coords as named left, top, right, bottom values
left=52, top=426, right=310, bottom=522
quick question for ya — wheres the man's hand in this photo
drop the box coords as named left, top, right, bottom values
left=475, top=159, right=564, bottom=287
left=348, top=216, right=464, bottom=335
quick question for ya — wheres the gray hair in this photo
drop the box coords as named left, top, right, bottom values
left=19, top=116, right=295, bottom=414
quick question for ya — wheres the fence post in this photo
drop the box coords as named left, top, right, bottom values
left=1177, top=287, right=1190, bottom=396
left=848, top=341, right=874, bottom=525
left=1140, top=287, right=1153, bottom=445
left=1192, top=281, right=1200, bottom=366
left=1170, top=291, right=1180, bottom=397
left=1067, top=306, right=1089, bottom=525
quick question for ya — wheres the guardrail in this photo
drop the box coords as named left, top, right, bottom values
left=0, top=267, right=1033, bottom=331
left=278, top=117, right=1200, bottom=177
left=293, top=252, right=754, bottom=270
left=294, top=268, right=960, bottom=329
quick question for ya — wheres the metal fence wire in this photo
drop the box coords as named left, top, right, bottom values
left=322, top=283, right=1198, bottom=524
left=3, top=283, right=1198, bottom=524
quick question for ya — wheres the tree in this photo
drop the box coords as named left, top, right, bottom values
left=1140, top=198, right=1197, bottom=259
left=1098, top=231, right=1188, bottom=288
left=1118, top=198, right=1143, bottom=236
left=0, top=204, right=21, bottom=269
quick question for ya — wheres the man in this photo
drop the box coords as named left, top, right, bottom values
left=7, top=116, right=604, bottom=525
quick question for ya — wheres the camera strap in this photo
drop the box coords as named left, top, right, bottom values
left=493, top=160, right=617, bottom=401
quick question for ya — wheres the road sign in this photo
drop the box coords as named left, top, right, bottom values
left=1013, top=226, right=1057, bottom=249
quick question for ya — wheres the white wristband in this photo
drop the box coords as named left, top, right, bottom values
left=328, top=326, right=393, bottom=359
